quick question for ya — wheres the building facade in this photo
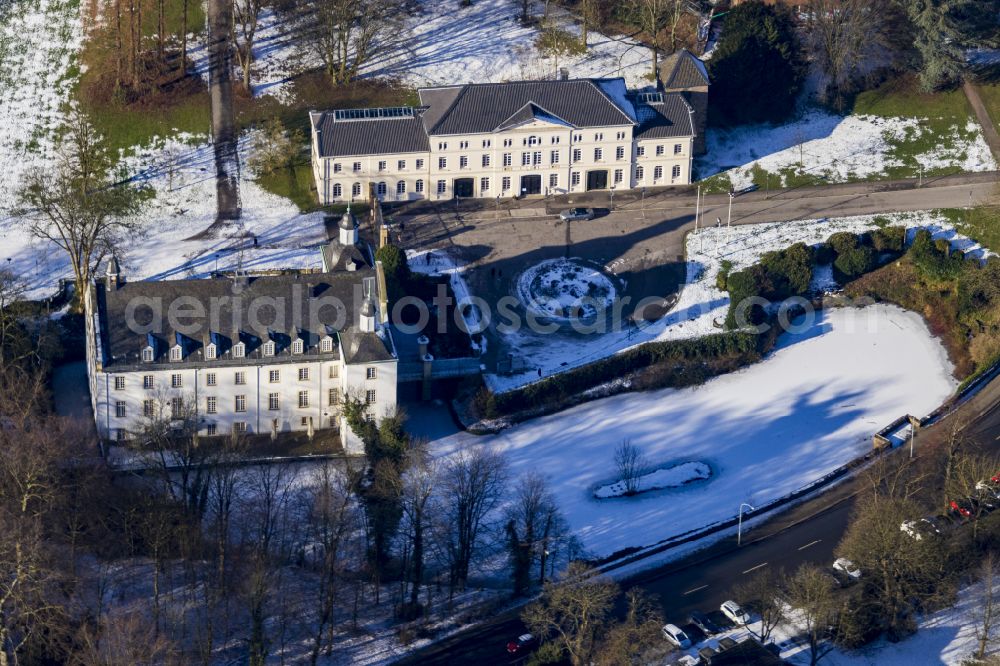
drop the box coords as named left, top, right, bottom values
left=310, top=77, right=700, bottom=204
left=84, top=213, right=397, bottom=455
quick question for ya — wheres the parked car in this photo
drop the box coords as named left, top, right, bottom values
left=731, top=184, right=760, bottom=196
left=662, top=623, right=692, bottom=649
left=833, top=558, right=862, bottom=579
left=901, top=518, right=942, bottom=541
left=950, top=499, right=974, bottom=519
left=689, top=611, right=722, bottom=635
left=558, top=207, right=595, bottom=221
left=720, top=600, right=751, bottom=626
left=977, top=480, right=1000, bottom=500
left=506, top=633, right=536, bottom=655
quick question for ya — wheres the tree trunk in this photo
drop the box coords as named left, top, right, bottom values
left=207, top=0, right=241, bottom=221
left=650, top=46, right=658, bottom=85
left=181, top=0, right=188, bottom=75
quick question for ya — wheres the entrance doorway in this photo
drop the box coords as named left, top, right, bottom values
left=520, top=174, right=542, bottom=196
left=586, top=170, right=608, bottom=191
left=453, top=178, right=474, bottom=198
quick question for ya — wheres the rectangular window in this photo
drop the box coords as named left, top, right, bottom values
left=415, top=179, right=424, bottom=193
left=233, top=344, right=245, bottom=359
left=654, top=165, right=663, bottom=180
left=532, top=151, right=542, bottom=165
left=397, top=180, right=406, bottom=195
left=269, top=393, right=279, bottom=410
left=206, top=345, right=217, bottom=360
left=116, top=429, right=127, bottom=442
left=549, top=173, right=558, bottom=187
left=171, top=374, right=182, bottom=388
left=415, top=158, right=424, bottom=169
left=298, top=391, right=309, bottom=408
left=616, top=146, right=625, bottom=160
left=594, top=132, right=603, bottom=141
left=656, top=145, right=664, bottom=156
left=502, top=176, right=511, bottom=191
left=206, top=423, right=217, bottom=436
left=480, top=177, right=490, bottom=192
left=521, top=152, right=530, bottom=166
left=482, top=154, right=490, bottom=167
left=142, top=347, right=153, bottom=362
left=614, top=168, right=623, bottom=184
left=115, top=401, right=126, bottom=418
left=550, top=150, right=559, bottom=164
left=459, top=155, right=468, bottom=168
left=235, top=395, right=246, bottom=413
left=437, top=180, right=447, bottom=194
left=366, top=390, right=377, bottom=404
left=398, top=159, right=406, bottom=170
left=366, top=367, right=377, bottom=380
left=594, top=148, right=603, bottom=161
left=503, top=153, right=512, bottom=167
left=114, top=376, right=125, bottom=390
left=617, top=131, right=626, bottom=140
left=636, top=146, right=645, bottom=157
left=235, top=371, right=246, bottom=385
left=504, top=138, right=513, bottom=147
left=672, top=165, right=682, bottom=178
left=328, top=364, right=339, bottom=378
left=571, top=172, right=580, bottom=186
left=206, top=396, right=217, bottom=414
left=572, top=148, right=581, bottom=162
left=269, top=370, right=280, bottom=383
left=298, top=367, right=310, bottom=381
left=378, top=160, right=387, bottom=171
left=353, top=161, right=361, bottom=172
left=674, top=143, right=683, bottom=155
left=333, top=162, right=342, bottom=173
left=171, top=398, right=183, bottom=419
left=143, top=375, right=154, bottom=389
left=329, top=388, right=341, bottom=406
left=170, top=347, right=182, bottom=362
left=482, top=139, right=491, bottom=148
left=438, top=157, right=447, bottom=169
left=233, top=422, right=247, bottom=434
left=143, top=400, right=154, bottom=417
left=206, top=372, right=216, bottom=387
left=636, top=165, right=644, bottom=180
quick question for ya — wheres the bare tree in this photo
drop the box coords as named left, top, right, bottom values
left=628, top=0, right=689, bottom=82
left=440, top=447, right=507, bottom=593
left=232, top=0, right=264, bottom=92
left=579, top=0, right=602, bottom=47
left=614, top=439, right=646, bottom=495
left=973, top=552, right=1000, bottom=662
left=947, top=452, right=1000, bottom=540
left=595, top=588, right=664, bottom=666
left=16, top=111, right=146, bottom=313
left=734, top=567, right=786, bottom=642
left=786, top=564, right=840, bottom=666
left=397, top=448, right=437, bottom=617
left=303, top=0, right=401, bottom=85
left=522, top=562, right=618, bottom=666
left=516, top=0, right=534, bottom=24
left=506, top=472, right=562, bottom=596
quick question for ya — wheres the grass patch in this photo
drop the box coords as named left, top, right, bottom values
left=936, top=206, right=1000, bottom=253
left=853, top=77, right=971, bottom=119
left=976, top=83, right=1000, bottom=133
left=84, top=91, right=210, bottom=156
left=698, top=171, right=733, bottom=193
left=254, top=162, right=320, bottom=212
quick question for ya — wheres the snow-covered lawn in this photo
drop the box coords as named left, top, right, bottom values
left=697, top=110, right=996, bottom=190
left=594, top=461, right=711, bottom=499
left=485, top=211, right=994, bottom=394
left=0, top=0, right=81, bottom=213
left=227, top=0, right=653, bottom=103
left=0, top=137, right=327, bottom=300
left=433, top=304, right=957, bottom=558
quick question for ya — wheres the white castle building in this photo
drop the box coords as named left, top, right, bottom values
left=84, top=210, right=397, bottom=454
left=309, top=62, right=710, bottom=204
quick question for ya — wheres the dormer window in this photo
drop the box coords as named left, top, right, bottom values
left=321, top=337, right=334, bottom=353
left=206, top=344, right=217, bottom=360
left=142, top=347, right=154, bottom=363
left=170, top=346, right=182, bottom=362
left=292, top=339, right=304, bottom=355
left=233, top=342, right=246, bottom=359
left=527, top=135, right=539, bottom=146
left=263, top=341, right=275, bottom=357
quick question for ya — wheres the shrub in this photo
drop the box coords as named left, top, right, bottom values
left=724, top=265, right=772, bottom=328
left=827, top=231, right=860, bottom=256
left=813, top=242, right=834, bottom=265
left=870, top=226, right=906, bottom=253
left=374, top=243, right=411, bottom=307
left=833, top=245, right=877, bottom=281
left=716, top=260, right=734, bottom=291
left=247, top=117, right=305, bottom=176
left=760, top=242, right=814, bottom=297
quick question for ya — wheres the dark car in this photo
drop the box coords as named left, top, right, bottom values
left=506, top=633, right=537, bottom=655
left=950, top=499, right=973, bottom=520
left=690, top=610, right=722, bottom=635
left=558, top=207, right=595, bottom=221
left=731, top=184, right=760, bottom=197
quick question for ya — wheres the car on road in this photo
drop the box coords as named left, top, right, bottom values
left=506, top=633, right=536, bottom=655
left=662, top=623, right=692, bottom=649
left=731, top=184, right=760, bottom=196
left=833, top=558, right=862, bottom=579
left=720, top=600, right=751, bottom=626
left=901, top=518, right=942, bottom=541
left=558, top=207, right=595, bottom=221
left=950, top=499, right=974, bottom=519
left=689, top=611, right=722, bottom=635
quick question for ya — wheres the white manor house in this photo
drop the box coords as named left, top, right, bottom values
left=309, top=54, right=710, bottom=204
left=84, top=211, right=398, bottom=454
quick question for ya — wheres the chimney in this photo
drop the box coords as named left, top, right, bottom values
left=559, top=67, right=569, bottom=81
left=105, top=255, right=122, bottom=292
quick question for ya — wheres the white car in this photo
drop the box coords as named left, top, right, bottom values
left=661, top=623, right=692, bottom=649
left=833, top=557, right=862, bottom=579
left=720, top=600, right=750, bottom=626
left=977, top=480, right=1000, bottom=500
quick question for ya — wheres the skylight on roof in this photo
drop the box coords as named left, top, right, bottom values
left=333, top=107, right=415, bottom=121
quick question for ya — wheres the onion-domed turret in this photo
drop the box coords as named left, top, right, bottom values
left=338, top=204, right=358, bottom=245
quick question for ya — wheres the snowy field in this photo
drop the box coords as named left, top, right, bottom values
left=433, top=304, right=956, bottom=558
left=222, top=0, right=653, bottom=103
left=697, top=110, right=996, bottom=189
left=484, top=211, right=994, bottom=394
left=0, top=137, right=327, bottom=300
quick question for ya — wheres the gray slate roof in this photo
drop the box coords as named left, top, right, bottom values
left=660, top=49, right=710, bottom=90
left=96, top=269, right=394, bottom=369
left=312, top=113, right=430, bottom=158
left=419, top=78, right=636, bottom=135
left=634, top=93, right=695, bottom=140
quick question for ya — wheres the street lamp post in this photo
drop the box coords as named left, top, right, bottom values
left=641, top=187, right=647, bottom=218
left=738, top=502, right=755, bottom=546
left=496, top=195, right=500, bottom=221
left=727, top=191, right=734, bottom=242
left=610, top=185, right=616, bottom=211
